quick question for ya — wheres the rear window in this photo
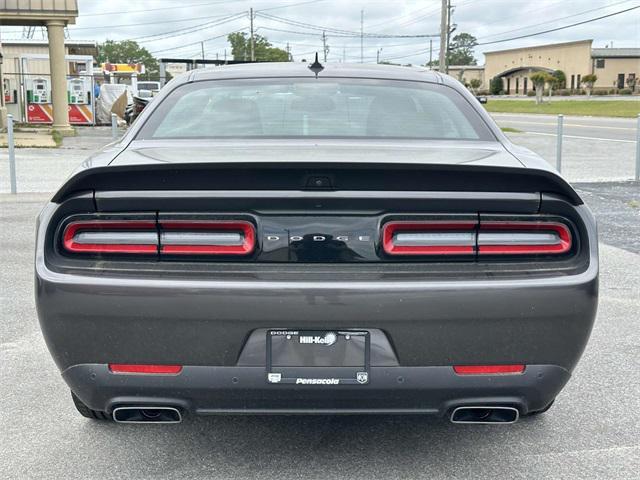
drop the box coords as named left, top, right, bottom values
left=136, top=78, right=493, bottom=141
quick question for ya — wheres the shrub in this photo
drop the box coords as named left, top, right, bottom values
left=619, top=88, right=632, bottom=95
left=526, top=90, right=536, bottom=97
left=476, top=89, right=490, bottom=96
left=489, top=77, right=504, bottom=95
left=593, top=90, right=609, bottom=95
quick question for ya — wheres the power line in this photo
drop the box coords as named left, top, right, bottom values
left=476, top=5, right=640, bottom=47
left=148, top=28, right=248, bottom=55
left=67, top=12, right=241, bottom=31
left=256, top=0, right=326, bottom=12
left=256, top=11, right=439, bottom=38
left=476, top=0, right=637, bottom=41
left=79, top=0, right=242, bottom=17
left=134, top=14, right=246, bottom=43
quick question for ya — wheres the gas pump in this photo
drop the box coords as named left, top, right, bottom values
left=67, top=78, right=87, bottom=104
left=20, top=54, right=95, bottom=125
left=4, top=78, right=17, bottom=104
left=27, top=77, right=50, bottom=104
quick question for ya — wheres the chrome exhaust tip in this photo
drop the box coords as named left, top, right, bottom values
left=112, top=406, right=182, bottom=424
left=450, top=406, right=519, bottom=424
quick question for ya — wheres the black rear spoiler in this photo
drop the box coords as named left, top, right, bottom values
left=52, top=162, right=582, bottom=205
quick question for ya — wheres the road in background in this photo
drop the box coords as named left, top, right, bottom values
left=493, top=113, right=636, bottom=142
left=488, top=113, right=639, bottom=182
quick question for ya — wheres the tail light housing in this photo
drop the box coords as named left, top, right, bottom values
left=382, top=217, right=573, bottom=259
left=60, top=217, right=255, bottom=257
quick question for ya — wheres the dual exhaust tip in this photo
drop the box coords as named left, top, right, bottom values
left=450, top=406, right=519, bottom=424
left=113, top=406, right=182, bottom=424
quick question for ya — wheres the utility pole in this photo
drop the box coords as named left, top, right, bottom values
left=250, top=7, right=255, bottom=62
left=429, top=39, right=433, bottom=69
left=321, top=31, right=329, bottom=62
left=439, top=0, right=447, bottom=73
left=360, top=10, right=364, bottom=63
left=201, top=41, right=205, bottom=61
left=446, top=0, right=455, bottom=74
left=377, top=48, right=383, bottom=64
left=286, top=42, right=291, bottom=61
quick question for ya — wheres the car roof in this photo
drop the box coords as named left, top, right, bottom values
left=189, top=62, right=445, bottom=84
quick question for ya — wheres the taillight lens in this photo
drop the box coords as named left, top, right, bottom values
left=478, top=221, right=572, bottom=255
left=382, top=220, right=477, bottom=256
left=62, top=220, right=158, bottom=254
left=159, top=220, right=256, bottom=255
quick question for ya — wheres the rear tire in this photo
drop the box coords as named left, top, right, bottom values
left=71, top=391, right=112, bottom=421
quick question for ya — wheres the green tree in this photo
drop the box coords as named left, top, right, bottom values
left=489, top=76, right=503, bottom=95
left=447, top=33, right=477, bottom=66
left=551, top=70, right=566, bottom=89
left=97, top=40, right=159, bottom=80
left=227, top=32, right=290, bottom=62
left=530, top=71, right=551, bottom=104
left=581, top=74, right=597, bottom=97
left=468, top=78, right=482, bottom=93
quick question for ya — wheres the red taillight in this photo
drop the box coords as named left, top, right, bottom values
left=453, top=365, right=525, bottom=375
left=62, top=220, right=158, bottom=254
left=478, top=221, right=572, bottom=255
left=159, top=220, right=255, bottom=255
left=382, top=221, right=477, bottom=256
left=108, top=364, right=183, bottom=374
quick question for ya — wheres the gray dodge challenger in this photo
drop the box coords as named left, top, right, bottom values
left=35, top=62, right=598, bottom=424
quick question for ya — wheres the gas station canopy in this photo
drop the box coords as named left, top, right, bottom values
left=0, top=0, right=77, bottom=26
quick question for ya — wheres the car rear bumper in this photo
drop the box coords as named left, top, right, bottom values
left=63, top=363, right=569, bottom=416
left=36, top=200, right=598, bottom=416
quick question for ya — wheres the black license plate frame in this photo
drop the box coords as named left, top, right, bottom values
left=266, top=330, right=370, bottom=386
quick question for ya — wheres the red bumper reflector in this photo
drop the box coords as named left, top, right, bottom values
left=108, top=364, right=183, bottom=374
left=453, top=365, right=525, bottom=375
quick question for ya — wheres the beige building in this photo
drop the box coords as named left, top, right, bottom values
left=449, top=39, right=639, bottom=94
left=591, top=48, right=639, bottom=90
left=447, top=65, right=484, bottom=88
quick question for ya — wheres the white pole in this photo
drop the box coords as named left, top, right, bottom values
left=8, top=113, right=17, bottom=194
left=635, top=113, right=640, bottom=181
left=556, top=114, right=563, bottom=173
left=111, top=113, right=118, bottom=139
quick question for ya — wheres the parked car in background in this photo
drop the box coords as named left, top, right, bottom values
left=36, top=63, right=598, bottom=425
left=136, top=81, right=161, bottom=95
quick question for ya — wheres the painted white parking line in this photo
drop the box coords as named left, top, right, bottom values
left=496, top=119, right=635, bottom=131
left=512, top=131, right=636, bottom=143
